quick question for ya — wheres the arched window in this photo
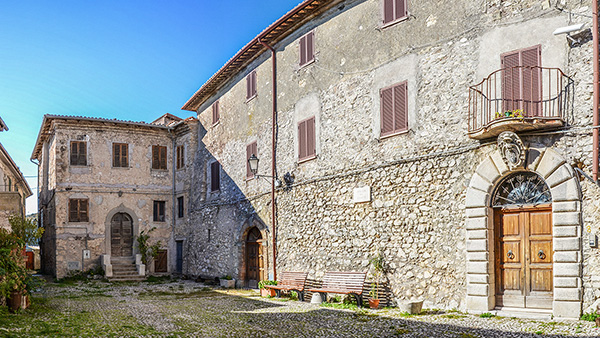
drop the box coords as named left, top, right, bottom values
left=492, top=172, right=551, bottom=207
left=246, top=227, right=262, bottom=242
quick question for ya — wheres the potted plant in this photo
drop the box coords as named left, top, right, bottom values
left=219, top=275, right=235, bottom=288
left=258, top=280, right=277, bottom=297
left=368, top=252, right=385, bottom=309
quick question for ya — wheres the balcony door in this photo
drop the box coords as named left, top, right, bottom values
left=501, top=45, right=542, bottom=116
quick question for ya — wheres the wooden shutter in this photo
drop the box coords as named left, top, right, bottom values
left=70, top=142, right=78, bottom=165
left=298, top=120, right=307, bottom=160
left=300, top=35, right=307, bottom=66
left=394, top=82, right=408, bottom=131
left=71, top=141, right=86, bottom=166
left=69, top=199, right=78, bottom=222
left=211, top=161, right=220, bottom=191
left=160, top=146, right=167, bottom=169
left=383, top=0, right=407, bottom=25
left=521, top=46, right=541, bottom=116
left=306, top=117, right=315, bottom=157
left=502, top=51, right=521, bottom=112
left=152, top=146, right=159, bottom=169
left=153, top=201, right=159, bottom=221
left=395, top=0, right=407, bottom=20
left=380, top=87, right=394, bottom=135
left=383, top=0, right=395, bottom=24
left=212, top=101, right=219, bottom=124
left=247, top=71, right=256, bottom=99
left=176, top=145, right=184, bottom=169
left=79, top=200, right=88, bottom=222
left=299, top=31, right=314, bottom=66
left=246, top=141, right=257, bottom=178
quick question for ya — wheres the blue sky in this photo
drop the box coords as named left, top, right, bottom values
left=0, top=0, right=302, bottom=214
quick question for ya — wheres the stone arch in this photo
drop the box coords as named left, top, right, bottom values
left=465, top=147, right=582, bottom=319
left=237, top=215, right=269, bottom=285
left=104, top=204, right=140, bottom=256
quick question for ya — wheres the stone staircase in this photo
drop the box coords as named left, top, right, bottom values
left=108, top=256, right=146, bottom=282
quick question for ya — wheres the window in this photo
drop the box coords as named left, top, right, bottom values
left=177, top=196, right=184, bottom=218
left=69, top=199, right=89, bottom=222
left=210, top=161, right=220, bottom=192
left=176, top=145, right=185, bottom=170
left=246, top=141, right=257, bottom=178
left=380, top=81, right=408, bottom=137
left=152, top=145, right=167, bottom=170
left=70, top=141, right=87, bottom=166
left=153, top=201, right=166, bottom=222
left=382, top=0, right=408, bottom=26
left=112, top=143, right=128, bottom=168
left=501, top=45, right=542, bottom=116
left=298, top=117, right=316, bottom=161
left=246, top=70, right=257, bottom=100
left=212, top=101, right=220, bottom=125
left=299, top=31, right=315, bottom=67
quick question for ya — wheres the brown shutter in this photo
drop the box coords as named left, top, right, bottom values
left=70, top=142, right=78, bottom=165
left=252, top=71, right=257, bottom=97
left=307, top=31, right=314, bottom=63
left=395, top=0, right=407, bottom=20
left=69, top=199, right=78, bottom=222
left=298, top=120, right=307, bottom=159
left=394, top=82, right=408, bottom=131
left=501, top=52, right=521, bottom=112
left=246, top=74, right=251, bottom=99
left=380, top=87, right=394, bottom=135
left=211, top=161, right=220, bottom=191
left=520, top=46, right=541, bottom=116
left=383, top=0, right=394, bottom=24
left=300, top=35, right=307, bottom=66
left=160, top=146, right=167, bottom=169
left=306, top=117, right=316, bottom=157
left=80, top=200, right=88, bottom=222
left=113, top=144, right=120, bottom=167
left=212, top=101, right=219, bottom=124
left=79, top=142, right=87, bottom=165
left=122, top=144, right=128, bottom=167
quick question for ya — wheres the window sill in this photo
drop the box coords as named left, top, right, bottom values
left=112, top=166, right=130, bottom=169
left=70, top=165, right=88, bottom=168
left=298, top=154, right=317, bottom=164
left=299, top=58, right=315, bottom=70
left=212, top=120, right=220, bottom=128
left=246, top=94, right=257, bottom=103
left=151, top=168, right=169, bottom=172
left=380, top=129, right=409, bottom=140
left=381, top=15, right=409, bottom=30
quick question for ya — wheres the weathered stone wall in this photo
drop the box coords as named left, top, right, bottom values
left=185, top=0, right=600, bottom=314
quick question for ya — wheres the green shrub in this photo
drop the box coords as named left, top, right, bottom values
left=581, top=312, right=600, bottom=322
left=258, top=280, right=277, bottom=289
left=479, top=312, right=495, bottom=318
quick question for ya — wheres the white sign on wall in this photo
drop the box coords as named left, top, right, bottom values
left=353, top=186, right=371, bottom=203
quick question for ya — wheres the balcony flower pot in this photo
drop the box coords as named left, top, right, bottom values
left=368, top=298, right=380, bottom=309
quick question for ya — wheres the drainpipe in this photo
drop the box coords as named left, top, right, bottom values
left=169, top=129, right=177, bottom=232
left=593, top=0, right=599, bottom=181
left=258, top=37, right=277, bottom=281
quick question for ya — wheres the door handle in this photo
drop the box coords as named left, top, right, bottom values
left=538, top=249, right=546, bottom=260
left=507, top=250, right=515, bottom=259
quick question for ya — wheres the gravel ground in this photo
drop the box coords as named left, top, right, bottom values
left=3, top=279, right=599, bottom=337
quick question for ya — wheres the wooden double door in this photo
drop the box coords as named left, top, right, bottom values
left=111, top=213, right=133, bottom=257
left=495, top=205, right=553, bottom=309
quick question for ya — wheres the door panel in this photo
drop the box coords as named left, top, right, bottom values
left=111, top=213, right=133, bottom=257
left=495, top=206, right=552, bottom=309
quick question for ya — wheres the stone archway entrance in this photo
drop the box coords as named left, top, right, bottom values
left=492, top=172, right=553, bottom=309
left=245, top=227, right=264, bottom=288
left=111, top=213, right=133, bottom=257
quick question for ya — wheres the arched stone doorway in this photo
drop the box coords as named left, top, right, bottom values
left=465, top=147, right=582, bottom=319
left=111, top=212, right=133, bottom=257
left=245, top=227, right=264, bottom=288
left=492, top=172, right=553, bottom=309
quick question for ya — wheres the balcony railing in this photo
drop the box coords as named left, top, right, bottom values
left=468, top=66, right=573, bottom=139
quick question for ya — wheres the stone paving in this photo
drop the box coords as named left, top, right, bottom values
left=3, top=279, right=600, bottom=337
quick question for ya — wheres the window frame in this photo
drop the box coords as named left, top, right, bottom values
left=379, top=80, right=409, bottom=139
left=299, top=30, right=315, bottom=68
left=152, top=145, right=168, bottom=170
left=210, top=161, right=221, bottom=192
left=70, top=141, right=87, bottom=166
left=212, top=100, right=220, bottom=125
left=246, top=70, right=257, bottom=102
left=176, top=145, right=185, bottom=170
left=381, top=0, right=409, bottom=29
left=112, top=143, right=129, bottom=168
left=68, top=198, right=89, bottom=222
left=153, top=200, right=166, bottom=222
left=297, top=116, right=317, bottom=163
left=177, top=196, right=184, bottom=218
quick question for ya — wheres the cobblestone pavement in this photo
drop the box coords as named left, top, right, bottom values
left=4, top=280, right=599, bottom=337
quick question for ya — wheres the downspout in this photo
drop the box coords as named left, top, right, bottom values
left=258, top=37, right=277, bottom=281
left=169, top=128, right=177, bottom=233
left=593, top=0, right=599, bottom=181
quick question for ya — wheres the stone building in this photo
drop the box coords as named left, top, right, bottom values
left=179, top=0, right=600, bottom=318
left=0, top=116, right=33, bottom=230
left=31, top=114, right=198, bottom=279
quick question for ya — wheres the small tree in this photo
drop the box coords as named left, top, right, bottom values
left=136, top=227, right=162, bottom=267
left=9, top=215, right=44, bottom=247
left=369, top=251, right=385, bottom=300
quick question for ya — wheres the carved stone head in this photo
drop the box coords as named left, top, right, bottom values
left=497, top=131, right=526, bottom=170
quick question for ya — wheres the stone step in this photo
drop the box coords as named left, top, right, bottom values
left=112, top=271, right=140, bottom=276
left=111, top=256, right=135, bottom=264
left=112, top=265, right=137, bottom=271
left=108, top=276, right=146, bottom=282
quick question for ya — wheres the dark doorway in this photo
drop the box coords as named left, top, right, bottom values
left=155, top=249, right=168, bottom=273
left=245, top=227, right=264, bottom=288
left=110, top=213, right=133, bottom=257
left=175, top=240, right=183, bottom=274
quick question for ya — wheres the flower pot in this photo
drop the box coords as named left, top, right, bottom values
left=8, top=291, right=23, bottom=313
left=220, top=279, right=235, bottom=288
left=260, top=288, right=276, bottom=297
left=397, top=300, right=423, bottom=314
left=368, top=298, right=380, bottom=309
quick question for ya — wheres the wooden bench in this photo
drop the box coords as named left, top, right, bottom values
left=307, top=271, right=367, bottom=307
left=265, top=271, right=309, bottom=301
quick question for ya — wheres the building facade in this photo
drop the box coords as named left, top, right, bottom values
left=180, top=0, right=600, bottom=318
left=32, top=114, right=198, bottom=278
left=0, top=116, right=32, bottom=230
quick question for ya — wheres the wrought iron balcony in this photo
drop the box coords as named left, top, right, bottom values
left=468, top=66, right=573, bottom=139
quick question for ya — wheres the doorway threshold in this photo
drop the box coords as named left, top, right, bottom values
left=491, top=307, right=553, bottom=320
